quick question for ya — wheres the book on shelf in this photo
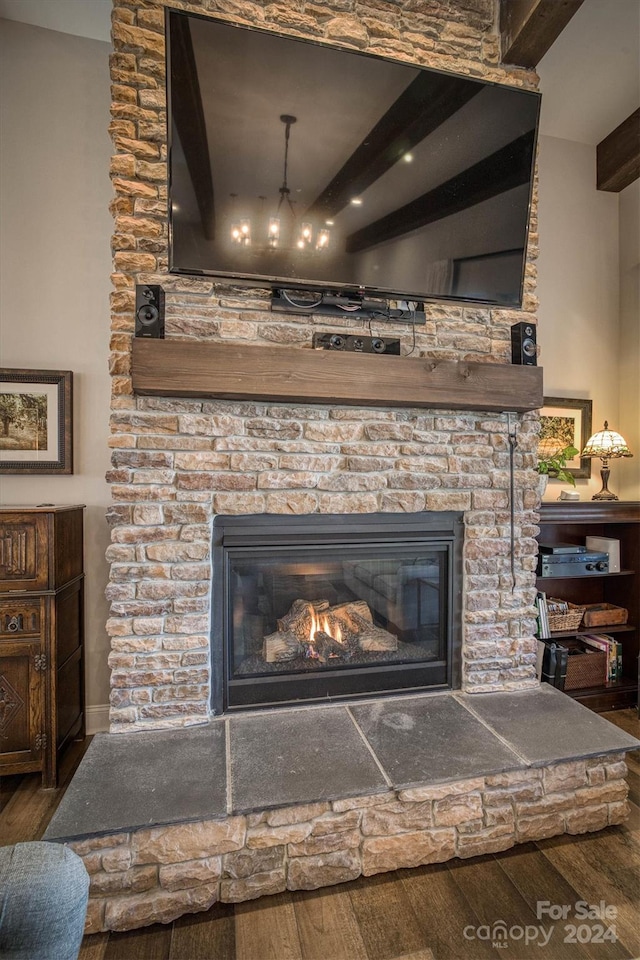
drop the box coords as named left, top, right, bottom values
left=616, top=638, right=623, bottom=679
left=581, top=633, right=621, bottom=681
left=536, top=592, right=550, bottom=639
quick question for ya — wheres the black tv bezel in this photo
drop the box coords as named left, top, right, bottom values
left=165, top=7, right=541, bottom=309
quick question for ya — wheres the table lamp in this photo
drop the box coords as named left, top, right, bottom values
left=581, top=421, right=633, bottom=500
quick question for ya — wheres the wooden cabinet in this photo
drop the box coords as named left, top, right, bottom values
left=0, top=505, right=85, bottom=787
left=537, top=502, right=639, bottom=712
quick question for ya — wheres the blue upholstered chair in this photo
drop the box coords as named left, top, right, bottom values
left=0, top=841, right=89, bottom=960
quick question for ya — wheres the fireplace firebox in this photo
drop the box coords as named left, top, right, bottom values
left=212, top=513, right=463, bottom=711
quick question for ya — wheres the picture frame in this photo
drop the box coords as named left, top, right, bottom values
left=0, top=369, right=73, bottom=475
left=540, top=397, right=592, bottom=480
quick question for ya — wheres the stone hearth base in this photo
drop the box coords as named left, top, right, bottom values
left=43, top=688, right=639, bottom=934
left=76, top=754, right=629, bottom=934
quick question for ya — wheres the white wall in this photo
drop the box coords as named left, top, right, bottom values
left=617, top=178, right=640, bottom=500
left=0, top=18, right=113, bottom=729
left=536, top=134, right=640, bottom=501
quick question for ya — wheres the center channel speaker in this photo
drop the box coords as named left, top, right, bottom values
left=135, top=284, right=165, bottom=338
left=510, top=321, right=537, bottom=365
left=312, top=332, right=400, bottom=354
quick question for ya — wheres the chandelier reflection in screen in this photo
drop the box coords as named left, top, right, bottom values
left=230, top=115, right=331, bottom=253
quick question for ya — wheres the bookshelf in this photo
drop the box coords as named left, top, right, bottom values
left=537, top=502, right=640, bottom=712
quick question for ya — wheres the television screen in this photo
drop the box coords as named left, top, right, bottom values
left=167, top=10, right=541, bottom=307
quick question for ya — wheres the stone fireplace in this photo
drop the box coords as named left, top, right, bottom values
left=107, top=394, right=542, bottom=727
left=106, top=0, right=543, bottom=732
left=40, top=3, right=639, bottom=936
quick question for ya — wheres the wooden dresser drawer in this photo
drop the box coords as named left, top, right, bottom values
left=0, top=598, right=42, bottom=639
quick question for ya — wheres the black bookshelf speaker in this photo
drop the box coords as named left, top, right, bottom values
left=135, top=284, right=165, bottom=338
left=510, top=321, right=537, bottom=365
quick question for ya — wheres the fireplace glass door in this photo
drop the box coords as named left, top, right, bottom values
left=213, top=513, right=462, bottom=710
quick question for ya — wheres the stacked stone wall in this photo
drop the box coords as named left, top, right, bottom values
left=107, top=0, right=542, bottom=729
left=77, top=753, right=629, bottom=932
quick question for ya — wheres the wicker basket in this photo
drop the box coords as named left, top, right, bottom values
left=564, top=640, right=608, bottom=690
left=547, top=599, right=585, bottom=633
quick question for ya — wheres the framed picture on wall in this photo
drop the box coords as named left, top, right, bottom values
left=0, top=369, right=73, bottom=474
left=540, top=397, right=592, bottom=480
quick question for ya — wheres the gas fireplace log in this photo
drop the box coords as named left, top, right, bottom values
left=314, top=631, right=352, bottom=662
left=326, top=600, right=373, bottom=632
left=277, top=598, right=329, bottom=635
left=349, top=611, right=398, bottom=652
left=350, top=610, right=379, bottom=632
left=267, top=596, right=395, bottom=661
left=263, top=630, right=302, bottom=662
left=357, top=627, right=399, bottom=652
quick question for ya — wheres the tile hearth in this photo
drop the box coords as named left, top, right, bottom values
left=46, top=686, right=638, bottom=841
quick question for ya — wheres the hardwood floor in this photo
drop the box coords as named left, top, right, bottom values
left=1, top=710, right=639, bottom=960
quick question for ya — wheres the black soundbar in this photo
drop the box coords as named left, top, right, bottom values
left=312, top=332, right=400, bottom=355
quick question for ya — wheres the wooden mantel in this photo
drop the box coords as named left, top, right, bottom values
left=131, top=338, right=543, bottom=413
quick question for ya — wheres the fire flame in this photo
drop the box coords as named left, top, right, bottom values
left=309, top=610, right=343, bottom=645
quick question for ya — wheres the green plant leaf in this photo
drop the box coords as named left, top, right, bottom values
left=537, top=444, right=578, bottom=486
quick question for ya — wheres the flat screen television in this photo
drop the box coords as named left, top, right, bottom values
left=167, top=9, right=541, bottom=308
